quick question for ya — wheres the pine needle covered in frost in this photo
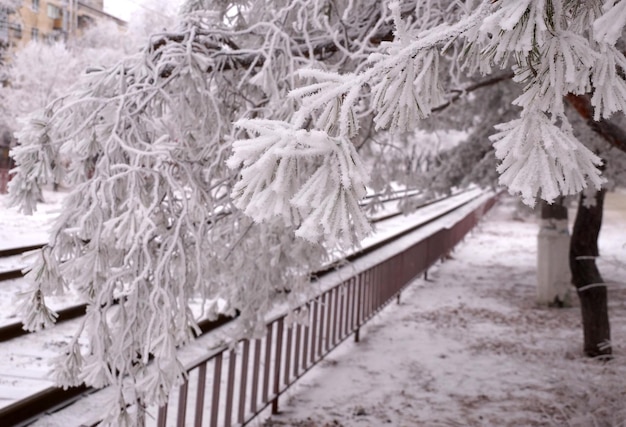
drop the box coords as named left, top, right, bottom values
left=492, top=111, right=605, bottom=206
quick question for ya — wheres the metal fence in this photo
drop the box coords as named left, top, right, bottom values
left=0, top=145, right=13, bottom=194
left=0, top=169, right=8, bottom=194
left=150, top=194, right=498, bottom=427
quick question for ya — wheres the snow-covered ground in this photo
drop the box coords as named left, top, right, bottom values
left=0, top=190, right=65, bottom=252
left=262, top=191, right=626, bottom=427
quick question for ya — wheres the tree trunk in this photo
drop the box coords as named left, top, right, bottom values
left=537, top=197, right=570, bottom=306
left=569, top=189, right=611, bottom=358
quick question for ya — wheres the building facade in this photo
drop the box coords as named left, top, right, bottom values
left=0, top=1, right=125, bottom=193
left=1, top=0, right=125, bottom=50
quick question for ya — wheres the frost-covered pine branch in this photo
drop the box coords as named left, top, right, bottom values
left=491, top=110, right=605, bottom=205
left=8, top=1, right=626, bottom=424
left=241, top=0, right=625, bottom=207
left=229, top=119, right=370, bottom=246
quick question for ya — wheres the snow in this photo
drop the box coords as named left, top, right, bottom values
left=261, top=192, right=626, bottom=427
left=0, top=189, right=64, bottom=252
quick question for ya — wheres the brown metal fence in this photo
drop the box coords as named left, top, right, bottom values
left=150, top=194, right=498, bottom=427
left=0, top=169, right=9, bottom=194
left=0, top=145, right=13, bottom=194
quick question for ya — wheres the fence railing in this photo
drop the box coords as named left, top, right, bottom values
left=149, top=193, right=498, bottom=427
left=0, top=168, right=9, bottom=195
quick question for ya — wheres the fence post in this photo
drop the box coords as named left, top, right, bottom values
left=272, top=319, right=284, bottom=414
left=210, top=353, right=223, bottom=427
left=354, top=273, right=362, bottom=343
left=195, top=362, right=207, bottom=426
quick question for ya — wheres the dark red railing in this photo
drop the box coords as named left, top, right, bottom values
left=150, top=194, right=498, bottom=427
left=0, top=168, right=9, bottom=195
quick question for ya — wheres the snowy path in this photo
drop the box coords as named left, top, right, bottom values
left=262, top=193, right=626, bottom=427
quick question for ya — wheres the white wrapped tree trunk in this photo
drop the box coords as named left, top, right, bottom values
left=537, top=200, right=571, bottom=306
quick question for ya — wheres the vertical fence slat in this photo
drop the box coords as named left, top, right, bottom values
left=354, top=274, right=362, bottom=342
left=365, top=268, right=371, bottom=318
left=250, top=339, right=262, bottom=414
left=338, top=284, right=345, bottom=341
left=346, top=279, right=354, bottom=337
left=345, top=281, right=352, bottom=336
left=310, top=300, right=318, bottom=364
left=272, top=318, right=284, bottom=414
left=365, top=269, right=373, bottom=320
left=284, top=325, right=293, bottom=386
left=378, top=263, right=383, bottom=310
left=210, top=353, right=223, bottom=427
left=373, top=265, right=379, bottom=314
left=293, top=323, right=301, bottom=378
left=325, top=289, right=333, bottom=351
left=224, top=349, right=237, bottom=427
left=350, top=275, right=361, bottom=330
left=176, top=380, right=189, bottom=427
left=194, top=362, right=207, bottom=427
left=318, top=293, right=326, bottom=356
left=301, top=318, right=309, bottom=371
left=262, top=324, right=273, bottom=403
left=157, top=405, right=168, bottom=427
left=368, top=268, right=375, bottom=319
left=238, top=340, right=250, bottom=424
left=331, top=287, right=339, bottom=346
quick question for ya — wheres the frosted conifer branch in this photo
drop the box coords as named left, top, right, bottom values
left=491, top=111, right=605, bottom=206
left=287, top=1, right=493, bottom=138
left=9, top=8, right=332, bottom=417
left=16, top=246, right=66, bottom=332
left=590, top=45, right=626, bottom=120
left=8, top=114, right=61, bottom=215
left=593, top=0, right=626, bottom=45
left=478, top=0, right=547, bottom=66
left=51, top=340, right=84, bottom=389
left=291, top=70, right=361, bottom=137
left=17, top=289, right=59, bottom=332
left=229, top=119, right=371, bottom=246
left=372, top=48, right=445, bottom=131
left=513, top=30, right=596, bottom=117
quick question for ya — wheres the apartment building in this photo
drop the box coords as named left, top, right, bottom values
left=0, top=1, right=126, bottom=192
left=1, top=0, right=125, bottom=50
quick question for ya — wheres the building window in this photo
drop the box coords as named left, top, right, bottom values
left=47, top=4, right=61, bottom=19
left=31, top=27, right=38, bottom=41
left=77, top=14, right=95, bottom=29
left=32, top=0, right=39, bottom=12
left=12, top=23, right=22, bottom=39
left=0, top=13, right=7, bottom=44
